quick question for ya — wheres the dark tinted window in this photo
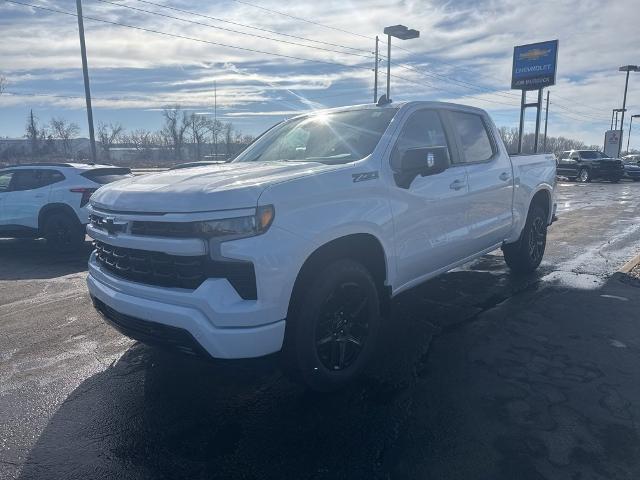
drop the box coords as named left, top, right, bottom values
left=0, top=171, right=14, bottom=192
left=579, top=151, right=606, bottom=159
left=81, top=168, right=133, bottom=184
left=560, top=152, right=571, bottom=159
left=449, top=111, right=495, bottom=163
left=391, top=109, right=450, bottom=170
left=7, top=169, right=64, bottom=191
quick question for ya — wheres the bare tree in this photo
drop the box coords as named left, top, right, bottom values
left=161, top=106, right=189, bottom=161
left=209, top=119, right=224, bottom=159
left=223, top=122, right=234, bottom=159
left=188, top=114, right=211, bottom=161
left=0, top=75, right=6, bottom=95
left=25, top=110, right=45, bottom=159
left=97, top=122, right=124, bottom=161
left=49, top=117, right=80, bottom=158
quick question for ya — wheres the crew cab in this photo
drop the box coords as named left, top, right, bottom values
left=86, top=102, right=556, bottom=391
left=0, top=162, right=132, bottom=251
left=556, top=149, right=624, bottom=182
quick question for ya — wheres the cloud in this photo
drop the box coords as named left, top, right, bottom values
left=0, top=0, right=638, bottom=145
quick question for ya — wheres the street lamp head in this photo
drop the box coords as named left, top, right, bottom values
left=383, top=24, right=420, bottom=40
left=619, top=65, right=639, bottom=72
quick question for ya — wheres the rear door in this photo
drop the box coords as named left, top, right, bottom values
left=388, top=107, right=473, bottom=288
left=3, top=170, right=55, bottom=228
left=557, top=151, right=578, bottom=177
left=0, top=170, right=15, bottom=227
left=445, top=109, right=513, bottom=252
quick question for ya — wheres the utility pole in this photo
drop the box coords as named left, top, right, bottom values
left=386, top=34, right=391, bottom=100
left=543, top=90, right=550, bottom=153
left=75, top=0, right=96, bottom=163
left=373, top=36, right=379, bottom=103
left=213, top=80, right=218, bottom=158
left=534, top=89, right=543, bottom=153
left=618, top=65, right=638, bottom=157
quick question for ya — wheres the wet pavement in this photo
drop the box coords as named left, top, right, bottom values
left=1, top=181, right=640, bottom=479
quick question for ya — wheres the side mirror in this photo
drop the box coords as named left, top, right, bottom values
left=394, top=146, right=449, bottom=188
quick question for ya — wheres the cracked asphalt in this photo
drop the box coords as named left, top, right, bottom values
left=1, top=180, right=640, bottom=479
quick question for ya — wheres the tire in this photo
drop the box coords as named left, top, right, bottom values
left=43, top=212, right=85, bottom=253
left=577, top=168, right=591, bottom=183
left=502, top=204, right=548, bottom=274
left=281, top=259, right=381, bottom=392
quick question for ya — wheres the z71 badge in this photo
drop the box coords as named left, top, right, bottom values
left=352, top=171, right=379, bottom=183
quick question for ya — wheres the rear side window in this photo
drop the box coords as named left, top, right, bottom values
left=391, top=109, right=450, bottom=170
left=449, top=111, right=495, bottom=163
left=81, top=168, right=133, bottom=184
left=0, top=171, right=14, bottom=192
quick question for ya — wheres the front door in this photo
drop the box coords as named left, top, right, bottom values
left=3, top=170, right=53, bottom=229
left=388, top=108, right=472, bottom=290
left=445, top=110, right=513, bottom=251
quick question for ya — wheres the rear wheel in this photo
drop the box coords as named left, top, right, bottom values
left=502, top=204, right=548, bottom=274
left=577, top=168, right=591, bottom=183
left=43, top=212, right=85, bottom=253
left=282, top=259, right=381, bottom=392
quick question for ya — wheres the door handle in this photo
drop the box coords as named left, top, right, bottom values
left=449, top=179, right=466, bottom=191
left=499, top=172, right=511, bottom=181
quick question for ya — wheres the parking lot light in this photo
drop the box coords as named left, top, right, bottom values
left=382, top=25, right=420, bottom=102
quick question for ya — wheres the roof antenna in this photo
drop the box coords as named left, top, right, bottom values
left=377, top=94, right=392, bottom=106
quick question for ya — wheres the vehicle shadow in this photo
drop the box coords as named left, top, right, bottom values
left=16, top=254, right=555, bottom=479
left=0, top=237, right=93, bottom=281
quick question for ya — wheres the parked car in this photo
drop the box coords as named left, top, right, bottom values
left=623, top=159, right=640, bottom=181
left=0, top=163, right=132, bottom=252
left=622, top=154, right=640, bottom=165
left=556, top=149, right=624, bottom=182
left=86, top=101, right=557, bottom=391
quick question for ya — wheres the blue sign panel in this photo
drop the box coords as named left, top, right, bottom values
left=511, top=40, right=559, bottom=90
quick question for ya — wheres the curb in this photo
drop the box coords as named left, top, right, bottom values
left=619, top=251, right=640, bottom=273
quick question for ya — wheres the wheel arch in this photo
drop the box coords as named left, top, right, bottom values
left=38, top=203, right=81, bottom=232
left=287, top=233, right=391, bottom=319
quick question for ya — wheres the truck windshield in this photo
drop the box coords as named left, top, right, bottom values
left=234, top=108, right=398, bottom=164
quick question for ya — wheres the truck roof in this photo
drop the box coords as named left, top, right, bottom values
left=286, top=101, right=489, bottom=121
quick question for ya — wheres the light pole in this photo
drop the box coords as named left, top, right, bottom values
left=76, top=0, right=97, bottom=163
left=618, top=65, right=638, bottom=156
left=627, top=114, right=640, bottom=154
left=382, top=25, right=419, bottom=103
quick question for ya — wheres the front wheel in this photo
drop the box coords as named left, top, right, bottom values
left=502, top=205, right=548, bottom=274
left=43, top=213, right=85, bottom=253
left=577, top=168, right=591, bottom=183
left=282, top=259, right=381, bottom=392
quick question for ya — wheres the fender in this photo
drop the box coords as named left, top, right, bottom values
left=38, top=203, right=81, bottom=231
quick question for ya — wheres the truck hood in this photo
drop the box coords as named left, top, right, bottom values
left=91, top=161, right=341, bottom=213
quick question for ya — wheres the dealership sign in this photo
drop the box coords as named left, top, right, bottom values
left=511, top=40, right=559, bottom=90
left=604, top=130, right=622, bottom=158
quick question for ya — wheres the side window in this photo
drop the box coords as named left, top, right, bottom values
left=559, top=152, right=570, bottom=160
left=0, top=172, right=14, bottom=192
left=391, top=109, right=450, bottom=170
left=39, top=170, right=65, bottom=187
left=8, top=170, right=49, bottom=192
left=448, top=111, right=495, bottom=163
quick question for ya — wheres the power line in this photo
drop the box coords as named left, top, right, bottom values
left=93, top=0, right=373, bottom=60
left=133, top=0, right=372, bottom=54
left=4, top=0, right=373, bottom=72
left=227, top=0, right=371, bottom=40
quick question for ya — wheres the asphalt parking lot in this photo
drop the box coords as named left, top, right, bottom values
left=2, top=181, right=640, bottom=480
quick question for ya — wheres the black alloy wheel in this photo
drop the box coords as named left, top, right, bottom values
left=315, top=281, right=370, bottom=371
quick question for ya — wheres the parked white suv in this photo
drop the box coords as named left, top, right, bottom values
left=0, top=162, right=132, bottom=252
left=86, top=102, right=557, bottom=390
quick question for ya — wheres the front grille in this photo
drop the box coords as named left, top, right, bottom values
left=92, top=297, right=209, bottom=357
left=93, top=240, right=257, bottom=299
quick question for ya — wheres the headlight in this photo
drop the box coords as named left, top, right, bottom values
left=196, top=205, right=274, bottom=239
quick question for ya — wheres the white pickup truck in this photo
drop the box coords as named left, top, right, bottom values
left=86, top=101, right=556, bottom=391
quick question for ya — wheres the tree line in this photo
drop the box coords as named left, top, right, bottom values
left=2, top=106, right=255, bottom=166
left=497, top=126, right=601, bottom=156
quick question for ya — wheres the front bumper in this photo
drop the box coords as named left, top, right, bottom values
left=87, top=254, right=286, bottom=359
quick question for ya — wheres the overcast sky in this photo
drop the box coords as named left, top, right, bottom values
left=1, top=0, right=639, bottom=147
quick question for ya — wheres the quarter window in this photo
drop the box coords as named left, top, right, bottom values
left=391, top=109, right=450, bottom=170
left=449, top=111, right=495, bottom=163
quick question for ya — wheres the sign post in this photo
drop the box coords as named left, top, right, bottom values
left=511, top=40, right=559, bottom=153
left=604, top=130, right=622, bottom=158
